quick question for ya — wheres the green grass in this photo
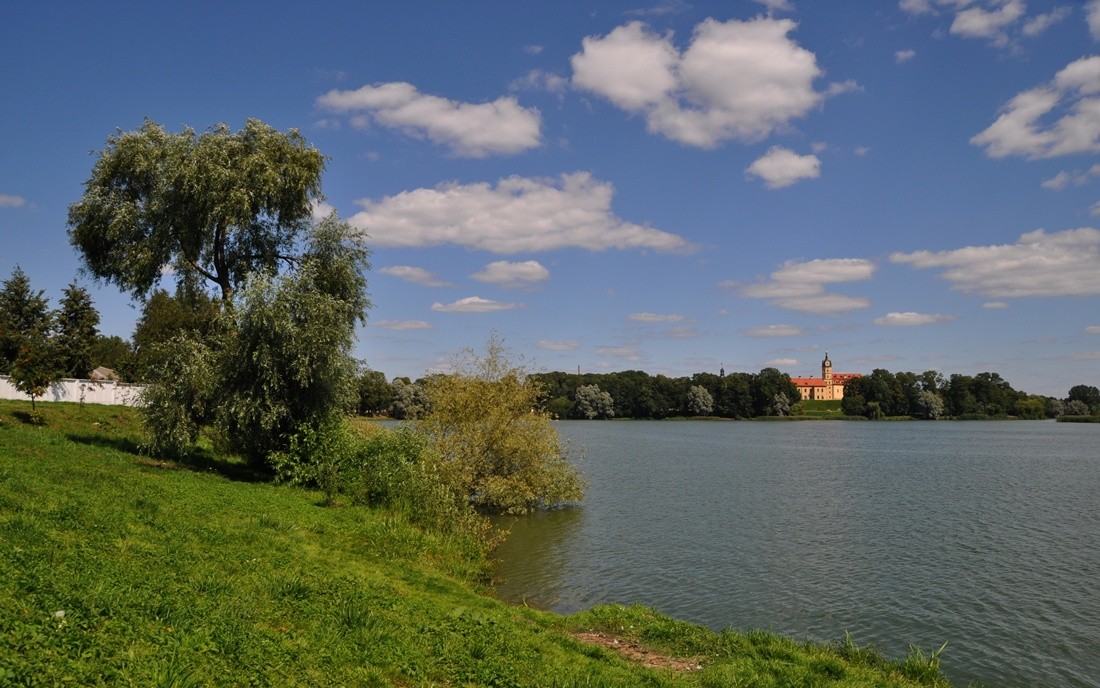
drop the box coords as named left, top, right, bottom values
left=0, top=399, right=959, bottom=686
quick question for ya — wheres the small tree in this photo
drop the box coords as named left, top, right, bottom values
left=574, top=384, right=615, bottom=419
left=356, top=368, right=394, bottom=416
left=55, top=281, right=100, bottom=378
left=685, top=384, right=714, bottom=416
left=390, top=378, right=430, bottom=419
left=10, top=326, right=60, bottom=411
left=915, top=389, right=945, bottom=420
left=1067, top=385, right=1100, bottom=414
left=0, top=267, right=50, bottom=374
left=417, top=335, right=584, bottom=514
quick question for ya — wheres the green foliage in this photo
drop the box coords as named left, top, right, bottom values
left=139, top=215, right=369, bottom=467
left=130, top=287, right=220, bottom=380
left=418, top=335, right=584, bottom=514
left=1066, top=384, right=1100, bottom=413
left=575, top=383, right=615, bottom=419
left=9, top=326, right=60, bottom=411
left=68, top=118, right=326, bottom=301
left=684, top=385, right=714, bottom=416
left=355, top=368, right=394, bottom=416
left=751, top=368, right=800, bottom=417
left=54, top=282, right=100, bottom=378
left=89, top=335, right=134, bottom=380
left=269, top=412, right=359, bottom=505
left=389, top=377, right=430, bottom=419
left=0, top=266, right=50, bottom=374
left=138, top=335, right=217, bottom=459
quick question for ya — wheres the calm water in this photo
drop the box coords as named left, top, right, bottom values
left=491, top=421, right=1100, bottom=688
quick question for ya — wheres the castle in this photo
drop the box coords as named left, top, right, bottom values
left=791, top=352, right=860, bottom=401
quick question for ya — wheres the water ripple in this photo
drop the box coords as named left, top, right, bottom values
left=492, top=421, right=1100, bottom=688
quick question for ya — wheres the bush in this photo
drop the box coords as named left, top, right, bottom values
left=416, top=336, right=584, bottom=514
left=139, top=335, right=217, bottom=459
left=269, top=413, right=359, bottom=505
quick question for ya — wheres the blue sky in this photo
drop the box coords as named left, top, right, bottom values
left=2, top=0, right=1098, bottom=396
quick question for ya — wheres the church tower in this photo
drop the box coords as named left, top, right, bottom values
left=822, top=351, right=832, bottom=383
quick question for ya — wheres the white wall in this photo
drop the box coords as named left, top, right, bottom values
left=0, top=375, right=145, bottom=406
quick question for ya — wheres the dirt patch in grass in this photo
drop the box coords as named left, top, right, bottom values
left=572, top=631, right=703, bottom=672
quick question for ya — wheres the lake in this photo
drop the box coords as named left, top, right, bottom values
left=491, top=420, right=1100, bottom=688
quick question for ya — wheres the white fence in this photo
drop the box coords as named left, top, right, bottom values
left=0, top=375, right=145, bottom=407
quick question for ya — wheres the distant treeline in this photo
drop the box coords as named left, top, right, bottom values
left=839, top=370, right=1096, bottom=420
left=533, top=369, right=799, bottom=419
left=525, top=369, right=1097, bottom=421
left=356, top=366, right=1099, bottom=421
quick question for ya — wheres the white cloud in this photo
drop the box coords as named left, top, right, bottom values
left=890, top=228, right=1100, bottom=297
left=431, top=296, right=521, bottom=313
left=972, top=56, right=1100, bottom=159
left=1092, top=201, right=1100, bottom=216
left=1041, top=165, right=1100, bottom=190
left=983, top=301, right=1010, bottom=309
left=595, top=346, right=641, bottom=360
left=524, top=44, right=544, bottom=55
left=316, top=82, right=541, bottom=157
left=1089, top=0, right=1100, bottom=40
left=765, top=358, right=799, bottom=367
left=376, top=320, right=433, bottom=330
left=873, top=311, right=955, bottom=326
left=950, top=0, right=1025, bottom=44
left=347, top=172, right=693, bottom=254
left=744, top=324, right=804, bottom=337
left=379, top=265, right=450, bottom=287
left=739, top=258, right=876, bottom=315
left=0, top=193, right=26, bottom=208
left=905, top=1, right=1071, bottom=47
left=1053, top=350, right=1100, bottom=361
left=895, top=49, right=917, bottom=63
left=1084, top=325, right=1100, bottom=333
left=854, top=146, right=871, bottom=156
left=746, top=147, right=821, bottom=188
left=471, top=260, right=550, bottom=289
left=1022, top=6, right=1071, bottom=37
left=824, top=80, right=862, bottom=98
left=754, top=0, right=795, bottom=12
left=571, top=17, right=831, bottom=148
left=629, top=312, right=685, bottom=323
left=510, top=70, right=568, bottom=95
left=311, top=200, right=337, bottom=221
left=626, top=1, right=691, bottom=18
left=664, top=327, right=700, bottom=339
left=898, top=0, right=936, bottom=14
left=536, top=340, right=581, bottom=351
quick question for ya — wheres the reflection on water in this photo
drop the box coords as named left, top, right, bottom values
left=491, top=421, right=1100, bottom=688
left=491, top=508, right=584, bottom=610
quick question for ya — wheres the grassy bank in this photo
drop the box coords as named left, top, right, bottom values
left=1, top=400, right=957, bottom=686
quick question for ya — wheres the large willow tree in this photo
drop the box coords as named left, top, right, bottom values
left=68, top=118, right=326, bottom=302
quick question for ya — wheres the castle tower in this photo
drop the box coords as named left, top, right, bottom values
left=822, top=351, right=832, bottom=383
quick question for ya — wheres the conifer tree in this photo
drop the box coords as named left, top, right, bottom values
left=55, top=282, right=100, bottom=378
left=0, top=267, right=50, bottom=374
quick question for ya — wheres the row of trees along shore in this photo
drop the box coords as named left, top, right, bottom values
left=357, top=366, right=1098, bottom=421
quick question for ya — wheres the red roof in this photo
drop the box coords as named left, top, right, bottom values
left=791, top=377, right=826, bottom=387
left=791, top=373, right=861, bottom=388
